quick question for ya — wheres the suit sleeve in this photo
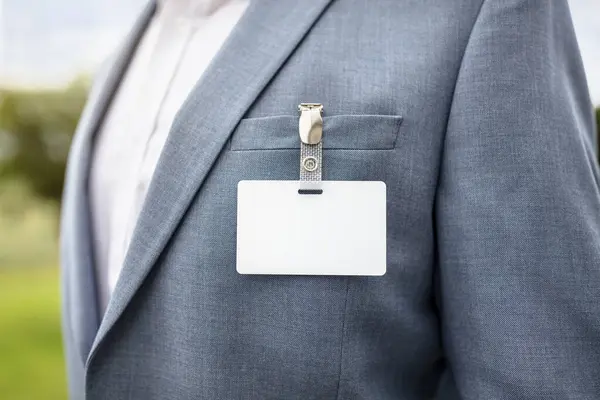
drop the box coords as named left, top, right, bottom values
left=436, top=0, right=600, bottom=398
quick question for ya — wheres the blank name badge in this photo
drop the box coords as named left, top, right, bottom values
left=236, top=180, right=386, bottom=276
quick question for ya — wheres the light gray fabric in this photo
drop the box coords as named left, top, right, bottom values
left=229, top=115, right=403, bottom=150
left=59, top=3, right=156, bottom=399
left=299, top=142, right=323, bottom=181
left=61, top=0, right=600, bottom=398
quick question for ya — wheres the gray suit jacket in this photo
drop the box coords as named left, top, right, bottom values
left=61, top=0, right=600, bottom=398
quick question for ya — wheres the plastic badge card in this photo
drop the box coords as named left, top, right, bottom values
left=236, top=103, right=386, bottom=276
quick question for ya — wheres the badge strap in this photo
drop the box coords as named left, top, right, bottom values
left=298, top=103, right=323, bottom=181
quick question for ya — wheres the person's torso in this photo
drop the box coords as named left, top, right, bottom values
left=75, top=0, right=483, bottom=398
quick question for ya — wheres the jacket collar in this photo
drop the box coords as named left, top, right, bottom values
left=87, top=0, right=334, bottom=367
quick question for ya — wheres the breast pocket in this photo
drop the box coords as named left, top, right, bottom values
left=229, top=114, right=403, bottom=151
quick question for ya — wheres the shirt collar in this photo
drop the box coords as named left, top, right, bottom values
left=157, top=0, right=232, bottom=16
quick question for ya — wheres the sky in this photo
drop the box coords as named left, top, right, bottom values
left=0, top=0, right=599, bottom=104
left=0, top=0, right=146, bottom=88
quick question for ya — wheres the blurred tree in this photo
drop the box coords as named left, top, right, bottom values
left=0, top=78, right=88, bottom=205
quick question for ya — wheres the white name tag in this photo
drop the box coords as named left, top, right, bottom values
left=236, top=180, right=386, bottom=276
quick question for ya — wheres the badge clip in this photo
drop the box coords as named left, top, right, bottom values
left=298, top=103, right=324, bottom=182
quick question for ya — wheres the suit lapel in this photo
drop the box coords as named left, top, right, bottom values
left=61, top=1, right=156, bottom=363
left=88, top=0, right=334, bottom=362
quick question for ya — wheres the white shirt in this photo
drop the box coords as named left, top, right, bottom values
left=90, top=0, right=249, bottom=313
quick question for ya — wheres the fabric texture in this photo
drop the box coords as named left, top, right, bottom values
left=59, top=3, right=157, bottom=398
left=89, top=0, right=248, bottom=312
left=60, top=0, right=600, bottom=399
left=299, top=142, right=323, bottom=181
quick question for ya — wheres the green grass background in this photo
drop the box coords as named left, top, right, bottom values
left=0, top=182, right=67, bottom=400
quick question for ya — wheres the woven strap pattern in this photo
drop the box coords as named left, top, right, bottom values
left=299, top=142, right=323, bottom=181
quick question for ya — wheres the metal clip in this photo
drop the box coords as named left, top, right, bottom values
left=298, top=103, right=323, bottom=144
left=298, top=103, right=324, bottom=181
